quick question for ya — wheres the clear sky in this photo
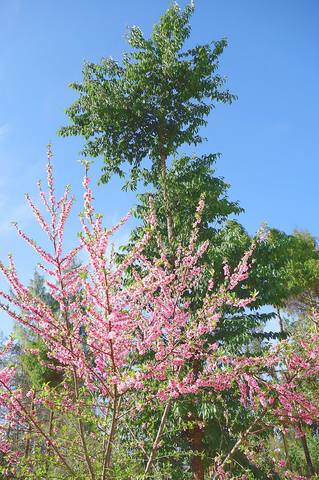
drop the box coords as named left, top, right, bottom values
left=0, top=0, right=318, bottom=335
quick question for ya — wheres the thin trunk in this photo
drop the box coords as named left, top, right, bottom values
left=144, top=400, right=172, bottom=476
left=159, top=144, right=174, bottom=246
left=299, top=426, right=315, bottom=476
left=102, top=394, right=120, bottom=480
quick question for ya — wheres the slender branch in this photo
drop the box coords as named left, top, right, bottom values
left=298, top=422, right=315, bottom=476
left=211, top=411, right=264, bottom=479
left=144, top=399, right=172, bottom=476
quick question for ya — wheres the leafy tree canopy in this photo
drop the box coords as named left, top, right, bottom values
left=59, top=3, right=235, bottom=189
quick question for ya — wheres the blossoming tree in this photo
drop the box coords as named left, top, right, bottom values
left=0, top=151, right=318, bottom=479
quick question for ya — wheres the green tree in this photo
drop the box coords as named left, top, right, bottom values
left=59, top=2, right=235, bottom=244
left=279, top=230, right=319, bottom=317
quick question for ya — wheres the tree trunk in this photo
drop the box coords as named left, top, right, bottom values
left=188, top=424, right=205, bottom=480
left=159, top=143, right=174, bottom=246
left=299, top=428, right=315, bottom=476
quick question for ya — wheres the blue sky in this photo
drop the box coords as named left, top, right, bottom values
left=0, top=0, right=318, bottom=335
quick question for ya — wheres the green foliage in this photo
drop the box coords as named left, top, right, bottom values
left=251, top=229, right=319, bottom=308
left=59, top=3, right=235, bottom=189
